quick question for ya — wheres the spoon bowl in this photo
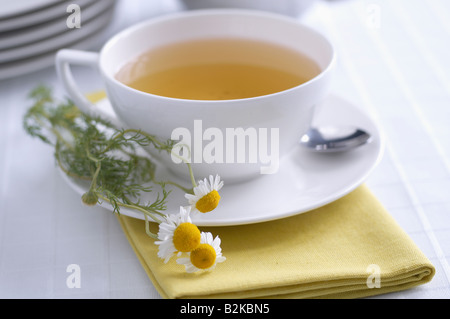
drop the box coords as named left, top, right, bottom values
left=300, top=126, right=372, bottom=152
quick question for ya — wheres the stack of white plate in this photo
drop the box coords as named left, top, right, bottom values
left=0, top=0, right=116, bottom=80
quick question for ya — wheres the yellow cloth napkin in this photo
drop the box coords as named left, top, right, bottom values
left=116, top=184, right=435, bottom=299
left=83, top=91, right=434, bottom=298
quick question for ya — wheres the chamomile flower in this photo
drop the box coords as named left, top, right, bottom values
left=155, top=206, right=201, bottom=263
left=177, top=232, right=226, bottom=273
left=185, top=174, right=224, bottom=213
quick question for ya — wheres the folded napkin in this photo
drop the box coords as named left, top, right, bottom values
left=83, top=91, right=434, bottom=298
left=117, top=185, right=435, bottom=299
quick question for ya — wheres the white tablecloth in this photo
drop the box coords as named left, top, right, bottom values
left=1, top=0, right=449, bottom=299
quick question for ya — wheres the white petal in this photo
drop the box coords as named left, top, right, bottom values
left=209, top=175, right=215, bottom=189
left=178, top=206, right=192, bottom=223
left=216, top=256, right=227, bottom=263
left=185, top=193, right=198, bottom=202
left=176, top=257, right=190, bottom=265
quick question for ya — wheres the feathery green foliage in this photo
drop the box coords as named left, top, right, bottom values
left=24, top=85, right=192, bottom=237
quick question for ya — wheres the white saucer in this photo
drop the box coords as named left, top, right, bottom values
left=0, top=0, right=61, bottom=20
left=0, top=0, right=113, bottom=50
left=0, top=5, right=114, bottom=80
left=0, top=4, right=113, bottom=63
left=59, top=93, right=384, bottom=227
left=0, top=29, right=107, bottom=80
left=0, top=0, right=95, bottom=32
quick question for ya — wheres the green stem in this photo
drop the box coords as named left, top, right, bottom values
left=101, top=129, right=167, bottom=155
left=124, top=129, right=167, bottom=148
left=89, top=161, right=101, bottom=191
left=110, top=130, right=198, bottom=191
left=85, top=143, right=101, bottom=163
left=52, top=128, right=74, bottom=152
left=163, top=181, right=192, bottom=194
left=144, top=215, right=158, bottom=240
left=34, top=114, right=74, bottom=152
left=97, top=194, right=166, bottom=222
left=186, top=163, right=197, bottom=189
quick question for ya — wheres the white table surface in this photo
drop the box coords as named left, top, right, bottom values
left=1, top=0, right=450, bottom=299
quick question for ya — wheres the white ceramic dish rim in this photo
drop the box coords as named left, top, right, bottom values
left=0, top=0, right=113, bottom=50
left=58, top=93, right=385, bottom=227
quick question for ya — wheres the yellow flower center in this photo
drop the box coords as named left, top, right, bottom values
left=190, top=243, right=216, bottom=270
left=195, top=190, right=221, bottom=213
left=172, top=223, right=201, bottom=253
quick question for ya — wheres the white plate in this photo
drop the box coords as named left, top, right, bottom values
left=0, top=9, right=114, bottom=80
left=0, top=0, right=94, bottom=32
left=0, top=0, right=114, bottom=50
left=0, top=0, right=61, bottom=20
left=0, top=2, right=114, bottom=63
left=59, top=94, right=385, bottom=226
left=0, top=28, right=104, bottom=80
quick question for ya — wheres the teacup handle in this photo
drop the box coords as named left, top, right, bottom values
left=55, top=49, right=122, bottom=128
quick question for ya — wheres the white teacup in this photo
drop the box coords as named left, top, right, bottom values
left=56, top=9, right=335, bottom=184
